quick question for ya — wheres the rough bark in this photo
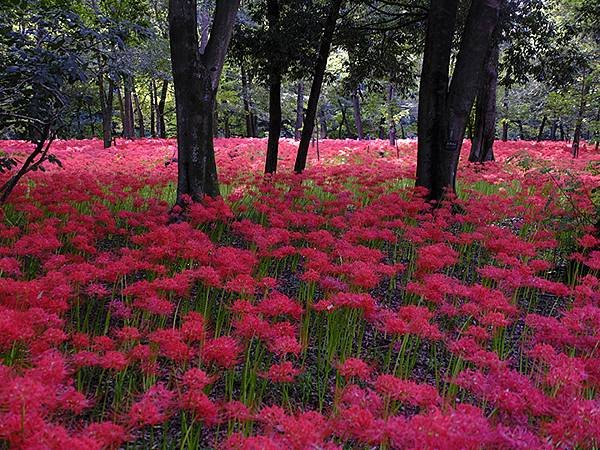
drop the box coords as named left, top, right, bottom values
left=295, top=81, right=304, bottom=141
left=415, top=0, right=458, bottom=194
left=351, top=89, right=364, bottom=140
left=469, top=38, right=499, bottom=162
left=169, top=0, right=240, bottom=203
left=294, top=0, right=344, bottom=173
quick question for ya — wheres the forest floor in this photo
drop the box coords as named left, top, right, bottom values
left=0, top=138, right=599, bottom=449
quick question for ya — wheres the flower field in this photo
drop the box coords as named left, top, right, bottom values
left=0, top=138, right=599, bottom=449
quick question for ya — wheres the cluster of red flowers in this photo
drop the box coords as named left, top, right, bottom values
left=0, top=137, right=599, bottom=449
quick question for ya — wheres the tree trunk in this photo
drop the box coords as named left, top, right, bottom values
left=436, top=0, right=502, bottom=197
left=295, top=81, right=304, bottom=141
left=150, top=80, right=157, bottom=137
left=265, top=0, right=282, bottom=174
left=241, top=65, right=257, bottom=138
left=294, top=0, right=344, bottom=173
left=415, top=0, right=459, bottom=196
left=536, top=115, right=547, bottom=142
left=319, top=106, right=328, bottom=139
left=351, top=89, right=364, bottom=140
left=133, top=83, right=145, bottom=138
left=378, top=117, right=386, bottom=139
left=550, top=119, right=557, bottom=140
left=168, top=0, right=240, bottom=203
left=517, top=120, right=523, bottom=140
left=389, top=121, right=397, bottom=146
left=501, top=87, right=508, bottom=141
left=338, top=100, right=347, bottom=139
left=469, top=38, right=499, bottom=162
left=157, top=80, right=168, bottom=138
left=559, top=122, right=565, bottom=141
left=572, top=78, right=589, bottom=158
left=123, top=75, right=135, bottom=139
left=98, top=74, right=113, bottom=148
left=87, top=103, right=96, bottom=138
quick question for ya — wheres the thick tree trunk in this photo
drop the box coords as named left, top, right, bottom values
left=265, top=0, right=282, bottom=174
left=437, top=0, right=502, bottom=196
left=294, top=0, right=344, bottom=173
left=378, top=117, right=386, bottom=139
left=123, top=75, right=135, bottom=139
left=351, top=89, right=364, bottom=140
left=150, top=80, right=156, bottom=137
left=98, top=74, right=113, bottom=148
left=157, top=80, right=168, bottom=138
left=295, top=81, right=304, bottom=141
left=469, top=38, right=499, bottom=162
left=169, top=0, right=240, bottom=203
left=572, top=78, right=589, bottom=158
left=133, top=83, right=145, bottom=138
left=537, top=115, right=547, bottom=142
left=415, top=0, right=459, bottom=195
left=550, top=120, right=557, bottom=140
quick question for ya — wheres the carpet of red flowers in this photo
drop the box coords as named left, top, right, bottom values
left=0, top=138, right=599, bottom=449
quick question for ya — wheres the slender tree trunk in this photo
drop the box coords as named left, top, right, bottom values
left=133, top=83, right=145, bottom=138
left=400, top=121, right=406, bottom=139
left=319, top=106, right=328, bottom=139
left=389, top=121, right=397, bottom=146
left=517, top=120, right=523, bottom=139
left=157, top=80, right=168, bottom=138
left=550, top=119, right=557, bottom=140
left=559, top=122, right=565, bottom=141
left=351, top=88, right=364, bottom=140
left=295, top=81, right=304, bottom=141
left=86, top=103, right=96, bottom=137
left=572, top=78, right=589, bottom=158
left=470, top=37, right=499, bottom=162
left=501, top=87, right=508, bottom=141
left=241, top=65, right=256, bottom=138
left=98, top=74, right=113, bottom=148
left=168, top=0, right=240, bottom=203
left=150, top=80, right=157, bottom=137
left=117, top=88, right=125, bottom=136
left=294, top=0, right=344, bottom=173
left=415, top=0, right=459, bottom=195
left=536, top=115, right=547, bottom=142
left=338, top=100, right=346, bottom=139
left=265, top=0, right=282, bottom=174
left=378, top=117, right=386, bottom=139
left=123, top=75, right=135, bottom=139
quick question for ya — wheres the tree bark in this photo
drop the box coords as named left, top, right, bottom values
left=169, top=0, right=240, bottom=203
left=265, top=0, right=282, bottom=174
left=123, top=75, right=135, bottom=139
left=319, top=106, right=328, bottom=139
left=157, top=80, right=168, bottom=138
left=294, top=0, right=344, bottom=173
left=98, top=74, right=113, bottom=148
left=295, top=81, right=304, bottom=141
left=417, top=0, right=501, bottom=199
left=132, top=82, right=145, bottom=138
left=550, top=120, right=557, bottom=140
left=351, top=88, right=364, bottom=140
left=572, top=78, right=589, bottom=158
left=536, top=115, right=547, bottom=142
left=150, top=80, right=156, bottom=137
left=469, top=38, right=499, bottom=162
left=241, top=65, right=257, bottom=138
left=415, top=0, right=459, bottom=195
